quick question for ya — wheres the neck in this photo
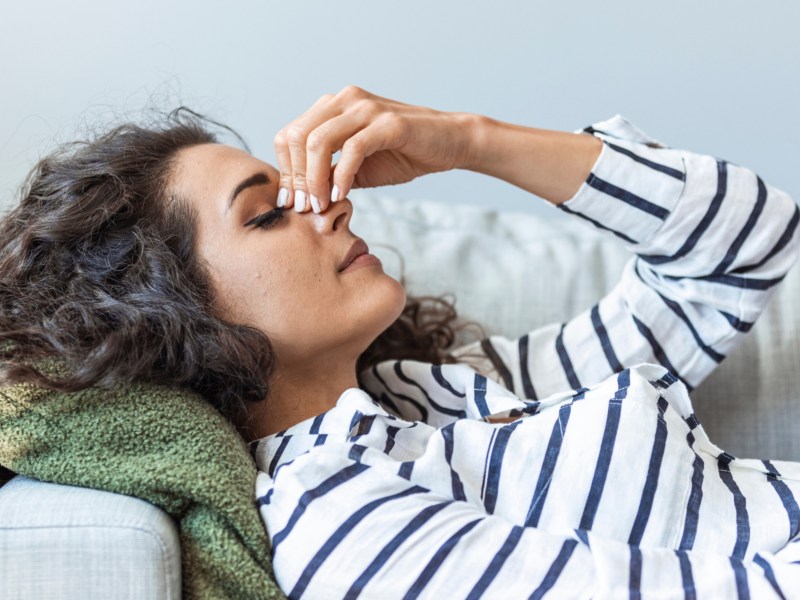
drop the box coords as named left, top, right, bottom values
left=235, top=355, right=360, bottom=442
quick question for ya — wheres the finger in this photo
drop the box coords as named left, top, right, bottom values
left=305, top=110, right=374, bottom=212
left=274, top=93, right=336, bottom=211
left=272, top=126, right=295, bottom=209
left=284, top=94, right=343, bottom=212
left=333, top=114, right=405, bottom=200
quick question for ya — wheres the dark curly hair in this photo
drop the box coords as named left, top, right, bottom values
left=0, top=109, right=485, bottom=428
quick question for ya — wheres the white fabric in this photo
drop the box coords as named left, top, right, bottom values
left=0, top=474, right=182, bottom=600
left=253, top=116, right=800, bottom=598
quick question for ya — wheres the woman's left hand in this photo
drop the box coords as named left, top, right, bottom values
left=273, top=85, right=479, bottom=213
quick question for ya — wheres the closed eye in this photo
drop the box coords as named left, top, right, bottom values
left=245, top=207, right=286, bottom=229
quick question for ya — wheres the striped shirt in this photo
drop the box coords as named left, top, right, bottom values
left=253, top=115, right=800, bottom=599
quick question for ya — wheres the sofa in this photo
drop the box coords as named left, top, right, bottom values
left=2, top=190, right=799, bottom=598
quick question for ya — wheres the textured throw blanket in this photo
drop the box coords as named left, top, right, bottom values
left=0, top=369, right=287, bottom=600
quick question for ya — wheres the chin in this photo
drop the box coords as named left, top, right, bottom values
left=357, top=273, right=407, bottom=339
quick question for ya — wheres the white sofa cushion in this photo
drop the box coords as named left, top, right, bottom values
left=350, top=190, right=800, bottom=461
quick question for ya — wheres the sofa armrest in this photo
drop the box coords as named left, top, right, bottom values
left=0, top=474, right=181, bottom=600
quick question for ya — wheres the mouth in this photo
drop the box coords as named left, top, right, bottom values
left=338, top=238, right=370, bottom=272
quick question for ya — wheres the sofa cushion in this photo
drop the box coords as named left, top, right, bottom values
left=0, top=475, right=181, bottom=599
left=350, top=190, right=800, bottom=460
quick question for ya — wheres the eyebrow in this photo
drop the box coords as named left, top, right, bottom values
left=227, top=172, right=271, bottom=211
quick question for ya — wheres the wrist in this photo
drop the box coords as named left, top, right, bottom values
left=457, top=112, right=495, bottom=172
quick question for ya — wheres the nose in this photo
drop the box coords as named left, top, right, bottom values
left=310, top=197, right=352, bottom=234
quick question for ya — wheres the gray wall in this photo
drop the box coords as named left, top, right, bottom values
left=2, top=0, right=798, bottom=219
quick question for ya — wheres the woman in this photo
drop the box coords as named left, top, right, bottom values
left=1, top=85, right=799, bottom=598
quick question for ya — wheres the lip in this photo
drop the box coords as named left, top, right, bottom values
left=338, top=238, right=371, bottom=272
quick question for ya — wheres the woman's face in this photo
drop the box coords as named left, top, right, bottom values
left=170, top=143, right=407, bottom=369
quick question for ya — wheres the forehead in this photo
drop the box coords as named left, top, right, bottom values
left=171, top=143, right=277, bottom=201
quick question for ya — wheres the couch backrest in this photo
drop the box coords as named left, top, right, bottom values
left=351, top=190, right=800, bottom=461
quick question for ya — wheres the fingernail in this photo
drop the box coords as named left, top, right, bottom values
left=294, top=190, right=306, bottom=212
left=277, top=187, right=288, bottom=207
left=309, top=194, right=321, bottom=214
left=331, top=184, right=339, bottom=203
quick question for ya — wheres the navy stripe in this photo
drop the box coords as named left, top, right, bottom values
left=383, top=426, right=399, bottom=454
left=579, top=370, right=629, bottom=530
left=371, top=364, right=428, bottom=422
left=349, top=414, right=377, bottom=440
left=558, top=203, right=638, bottom=244
left=480, top=338, right=515, bottom=391
left=555, top=323, right=582, bottom=390
left=431, top=365, right=466, bottom=398
left=629, top=546, right=642, bottom=600
left=605, top=141, right=685, bottom=181
left=256, top=488, right=273, bottom=508
left=465, top=526, right=524, bottom=600
left=628, top=396, right=669, bottom=545
left=639, top=160, right=727, bottom=266
left=348, top=410, right=364, bottom=434
left=675, top=550, right=697, bottom=600
left=634, top=261, right=726, bottom=364
left=518, top=334, right=538, bottom=400
left=268, top=436, right=292, bottom=477
left=582, top=125, right=625, bottom=140
left=480, top=429, right=498, bottom=500
left=712, top=175, right=767, bottom=275
left=395, top=361, right=467, bottom=418
left=398, top=461, right=414, bottom=480
left=441, top=425, right=467, bottom=501
left=586, top=173, right=671, bottom=220
left=649, top=371, right=679, bottom=391
left=402, top=519, right=482, bottom=600
left=630, top=315, right=693, bottom=392
left=528, top=539, right=578, bottom=600
left=665, top=271, right=786, bottom=291
left=473, top=373, right=491, bottom=417
left=345, top=501, right=454, bottom=599
left=718, top=310, right=754, bottom=333
left=349, top=444, right=368, bottom=461
left=309, top=413, right=325, bottom=434
left=679, top=451, right=705, bottom=551
left=730, top=557, right=751, bottom=600
left=272, top=462, right=369, bottom=555
left=718, top=453, right=750, bottom=560
left=290, top=485, right=429, bottom=598
left=314, top=434, right=327, bottom=447
left=483, top=421, right=523, bottom=514
left=732, top=202, right=800, bottom=275
left=762, top=460, right=800, bottom=540
left=590, top=303, right=624, bottom=372
left=753, top=554, right=788, bottom=600
left=525, top=404, right=573, bottom=527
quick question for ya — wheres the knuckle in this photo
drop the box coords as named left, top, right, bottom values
left=354, top=98, right=379, bottom=116
left=339, top=84, right=366, bottom=100
left=286, top=125, right=307, bottom=146
left=318, top=92, right=335, bottom=103
left=273, top=129, right=288, bottom=146
left=342, top=136, right=364, bottom=154
left=306, top=129, right=327, bottom=151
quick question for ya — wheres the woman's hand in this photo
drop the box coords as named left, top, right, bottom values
left=273, top=85, right=478, bottom=213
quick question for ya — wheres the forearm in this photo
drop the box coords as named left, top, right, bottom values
left=461, top=114, right=603, bottom=204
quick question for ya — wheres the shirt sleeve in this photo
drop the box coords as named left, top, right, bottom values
left=258, top=445, right=800, bottom=598
left=450, top=114, right=800, bottom=396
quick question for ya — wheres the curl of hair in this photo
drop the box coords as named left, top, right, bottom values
left=0, top=109, right=485, bottom=427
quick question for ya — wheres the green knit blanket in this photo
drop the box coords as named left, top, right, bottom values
left=0, top=373, right=287, bottom=600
